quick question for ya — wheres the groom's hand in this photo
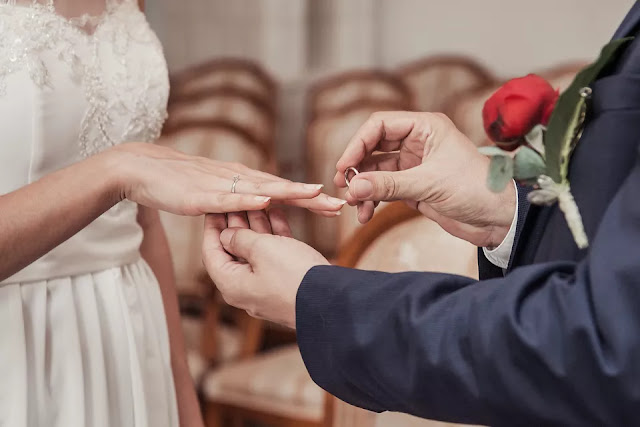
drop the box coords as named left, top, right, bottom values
left=202, top=210, right=329, bottom=329
left=334, top=111, right=516, bottom=248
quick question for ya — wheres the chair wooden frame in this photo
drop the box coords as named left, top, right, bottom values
left=308, top=69, right=415, bottom=120
left=335, top=202, right=421, bottom=268
left=397, top=55, right=496, bottom=116
left=164, top=87, right=277, bottom=153
left=169, top=58, right=277, bottom=107
left=396, top=54, right=494, bottom=85
left=161, top=117, right=277, bottom=173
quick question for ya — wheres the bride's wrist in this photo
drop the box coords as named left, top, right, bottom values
left=97, top=147, right=133, bottom=205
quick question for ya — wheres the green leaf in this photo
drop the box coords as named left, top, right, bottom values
left=514, top=146, right=546, bottom=180
left=478, top=146, right=510, bottom=157
left=487, top=155, right=514, bottom=193
left=545, top=37, right=634, bottom=183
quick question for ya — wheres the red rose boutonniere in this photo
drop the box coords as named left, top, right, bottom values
left=483, top=74, right=558, bottom=151
left=479, top=38, right=634, bottom=249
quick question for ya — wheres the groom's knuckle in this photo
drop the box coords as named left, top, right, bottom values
left=382, top=174, right=397, bottom=198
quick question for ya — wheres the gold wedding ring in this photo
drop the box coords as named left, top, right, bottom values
left=345, top=167, right=359, bottom=188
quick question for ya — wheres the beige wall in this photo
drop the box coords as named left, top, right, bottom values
left=149, top=0, right=634, bottom=79
left=376, top=0, right=633, bottom=77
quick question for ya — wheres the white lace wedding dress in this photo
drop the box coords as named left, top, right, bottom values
left=0, top=1, right=178, bottom=425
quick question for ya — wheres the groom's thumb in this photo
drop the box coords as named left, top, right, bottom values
left=220, top=228, right=261, bottom=262
left=350, top=170, right=424, bottom=202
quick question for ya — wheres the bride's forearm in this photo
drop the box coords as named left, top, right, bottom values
left=0, top=150, right=123, bottom=280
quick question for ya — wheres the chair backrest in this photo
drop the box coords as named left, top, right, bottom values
left=444, top=84, right=498, bottom=147
left=397, top=56, right=494, bottom=113
left=169, top=58, right=277, bottom=107
left=540, top=61, right=587, bottom=92
left=164, top=88, right=276, bottom=151
left=337, top=202, right=478, bottom=277
left=306, top=99, right=409, bottom=257
left=308, top=70, right=414, bottom=119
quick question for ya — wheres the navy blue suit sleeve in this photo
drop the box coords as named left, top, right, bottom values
left=296, top=150, right=640, bottom=427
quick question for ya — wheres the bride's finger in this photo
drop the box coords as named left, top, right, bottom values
left=188, top=193, right=271, bottom=215
left=308, top=208, right=342, bottom=218
left=233, top=179, right=324, bottom=200
left=202, top=214, right=233, bottom=266
left=247, top=210, right=272, bottom=234
left=281, top=193, right=346, bottom=212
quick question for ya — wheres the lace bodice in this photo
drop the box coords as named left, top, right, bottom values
left=0, top=0, right=170, bottom=283
left=0, top=0, right=168, bottom=157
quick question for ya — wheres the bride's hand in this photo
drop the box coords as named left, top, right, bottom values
left=108, top=143, right=345, bottom=216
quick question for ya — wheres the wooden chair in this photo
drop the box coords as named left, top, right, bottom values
left=397, top=56, right=494, bottom=113
left=198, top=276, right=334, bottom=427
left=169, top=58, right=277, bottom=108
left=333, top=202, right=480, bottom=427
left=163, top=88, right=277, bottom=152
left=306, top=99, right=411, bottom=257
left=308, top=70, right=414, bottom=119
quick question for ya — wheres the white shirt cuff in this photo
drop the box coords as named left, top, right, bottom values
left=482, top=180, right=518, bottom=269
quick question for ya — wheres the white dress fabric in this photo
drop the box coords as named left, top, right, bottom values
left=0, top=0, right=178, bottom=425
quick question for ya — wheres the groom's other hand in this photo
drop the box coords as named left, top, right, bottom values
left=334, top=111, right=516, bottom=248
left=202, top=210, right=329, bottom=329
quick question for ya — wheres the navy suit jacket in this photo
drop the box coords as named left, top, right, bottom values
left=296, top=3, right=640, bottom=426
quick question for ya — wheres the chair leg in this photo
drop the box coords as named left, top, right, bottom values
left=204, top=403, right=224, bottom=427
left=231, top=415, right=244, bottom=427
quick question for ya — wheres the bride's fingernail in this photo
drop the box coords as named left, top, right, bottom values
left=304, top=184, right=324, bottom=191
left=335, top=211, right=342, bottom=216
left=328, top=197, right=347, bottom=206
left=255, top=196, right=271, bottom=203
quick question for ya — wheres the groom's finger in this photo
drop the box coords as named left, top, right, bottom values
left=268, top=208, right=293, bottom=238
left=333, top=150, right=402, bottom=188
left=202, top=214, right=233, bottom=269
left=247, top=210, right=272, bottom=234
left=202, top=216, right=253, bottom=288
left=348, top=168, right=426, bottom=202
left=219, top=228, right=264, bottom=263
left=227, top=212, right=249, bottom=229
left=335, top=112, right=422, bottom=186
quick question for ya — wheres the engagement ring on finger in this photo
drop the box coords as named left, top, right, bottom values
left=231, top=175, right=240, bottom=193
left=345, top=167, right=359, bottom=188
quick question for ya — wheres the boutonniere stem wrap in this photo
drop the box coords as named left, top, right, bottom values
left=480, top=37, right=634, bottom=249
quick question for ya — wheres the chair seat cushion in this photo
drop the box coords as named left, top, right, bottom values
left=202, top=344, right=324, bottom=421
